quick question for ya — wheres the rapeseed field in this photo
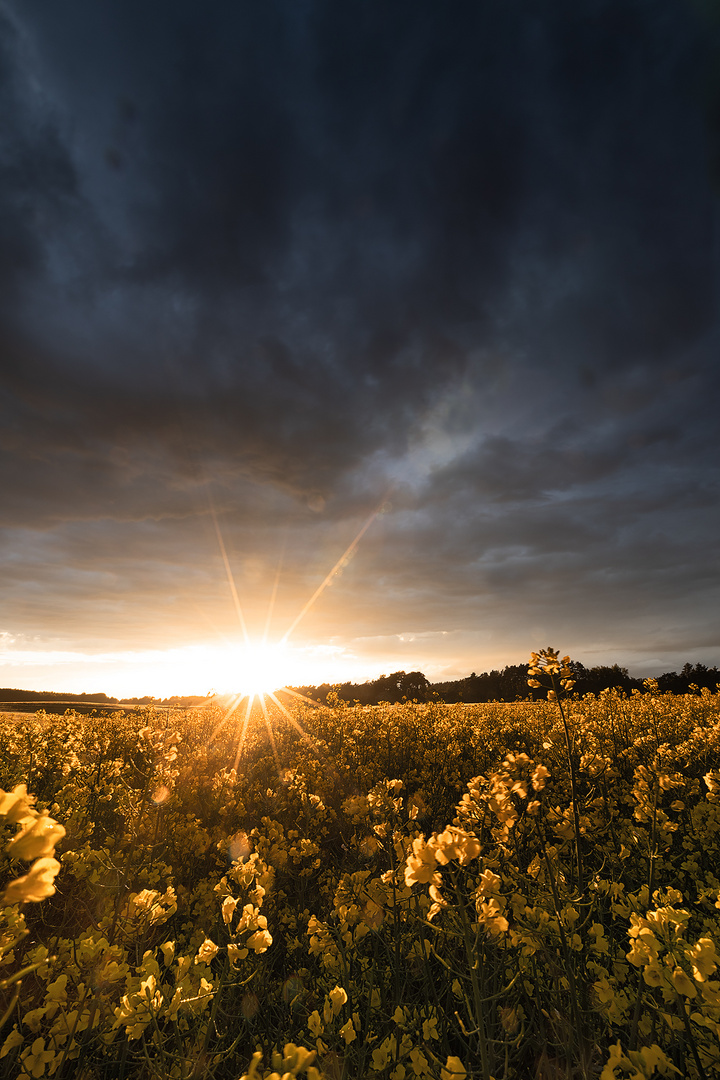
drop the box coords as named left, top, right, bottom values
left=2, top=651, right=720, bottom=1079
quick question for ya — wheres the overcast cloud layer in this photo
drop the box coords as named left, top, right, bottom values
left=1, top=0, right=719, bottom=693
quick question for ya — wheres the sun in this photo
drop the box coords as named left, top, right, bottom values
left=210, top=639, right=307, bottom=698
left=233, top=641, right=287, bottom=697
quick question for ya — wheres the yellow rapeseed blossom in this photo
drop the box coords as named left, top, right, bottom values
left=247, top=927, right=273, bottom=953
left=404, top=836, right=438, bottom=886
left=687, top=937, right=719, bottom=982
left=19, top=1036, right=56, bottom=1078
left=1, top=784, right=65, bottom=904
left=440, top=1056, right=467, bottom=1080
left=2, top=857, right=62, bottom=904
left=532, top=764, right=550, bottom=791
left=0, top=784, right=36, bottom=823
left=671, top=965, right=697, bottom=997
left=422, top=1015, right=438, bottom=1040
left=329, top=985, right=347, bottom=1014
left=195, top=937, right=219, bottom=965
left=601, top=1041, right=680, bottom=1078
left=432, top=827, right=481, bottom=866
left=222, top=895, right=238, bottom=925
left=5, top=682, right=720, bottom=1080
left=307, top=1010, right=323, bottom=1037
left=5, top=812, right=65, bottom=862
left=226, top=942, right=249, bottom=966
left=339, top=1017, right=356, bottom=1044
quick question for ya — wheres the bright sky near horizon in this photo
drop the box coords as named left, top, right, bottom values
left=1, top=0, right=719, bottom=698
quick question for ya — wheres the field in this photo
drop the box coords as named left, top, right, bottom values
left=2, top=660, right=720, bottom=1079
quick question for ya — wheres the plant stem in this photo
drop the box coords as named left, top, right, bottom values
left=554, top=684, right=584, bottom=894
left=450, top=866, right=490, bottom=1080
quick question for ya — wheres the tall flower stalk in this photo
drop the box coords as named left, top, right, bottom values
left=528, top=648, right=584, bottom=893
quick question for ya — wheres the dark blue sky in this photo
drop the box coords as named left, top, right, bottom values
left=1, top=0, right=719, bottom=693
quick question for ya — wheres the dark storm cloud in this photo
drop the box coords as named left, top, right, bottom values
left=1, top=0, right=719, bottom=674
left=0, top=4, right=596, bottom=495
left=0, top=12, right=80, bottom=303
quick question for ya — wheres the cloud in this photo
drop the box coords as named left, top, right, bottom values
left=0, top=0, right=718, bottom=681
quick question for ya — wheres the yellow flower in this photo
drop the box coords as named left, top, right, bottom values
left=476, top=869, right=501, bottom=896
left=45, top=974, right=68, bottom=1010
left=328, top=985, right=348, bottom=1016
left=409, top=1048, right=430, bottom=1076
left=0, top=784, right=36, bottom=823
left=339, top=1018, right=356, bottom=1044
left=405, top=836, right=438, bottom=886
left=227, top=943, right=249, bottom=966
left=600, top=1042, right=627, bottom=1080
left=637, top=1045, right=680, bottom=1075
left=267, top=1043, right=318, bottom=1078
left=307, top=1010, right=323, bottom=1037
left=704, top=771, right=720, bottom=800
left=20, top=1036, right=56, bottom=1078
left=477, top=897, right=509, bottom=936
left=642, top=962, right=664, bottom=988
left=0, top=1028, right=24, bottom=1059
left=221, top=896, right=238, bottom=925
left=593, top=977, right=615, bottom=1005
left=687, top=937, right=719, bottom=982
left=6, top=812, right=65, bottom=861
left=2, top=857, right=61, bottom=904
left=526, top=764, right=548, bottom=790
left=671, top=966, right=697, bottom=997
left=532, top=765, right=550, bottom=791
left=246, top=928, right=272, bottom=953
left=372, top=1039, right=392, bottom=1071
left=433, top=827, right=481, bottom=865
left=422, top=1016, right=439, bottom=1040
left=195, top=937, right=219, bottom=965
left=440, top=1056, right=467, bottom=1080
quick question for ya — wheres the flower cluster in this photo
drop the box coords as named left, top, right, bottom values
left=1, top=661, right=720, bottom=1078
left=1, top=783, right=65, bottom=903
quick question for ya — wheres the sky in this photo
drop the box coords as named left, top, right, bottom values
left=1, top=0, right=719, bottom=698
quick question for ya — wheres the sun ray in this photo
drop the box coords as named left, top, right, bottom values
left=263, top=538, right=286, bottom=645
left=267, top=691, right=340, bottom=783
left=209, top=501, right=249, bottom=644
left=280, top=490, right=392, bottom=646
left=258, top=693, right=282, bottom=779
left=232, top=695, right=254, bottom=773
left=196, top=487, right=394, bottom=781
left=274, top=686, right=323, bottom=708
left=208, top=691, right=246, bottom=747
left=267, top=691, right=322, bottom=745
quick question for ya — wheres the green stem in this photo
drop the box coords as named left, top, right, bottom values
left=554, top=684, right=584, bottom=894
left=0, top=986, right=19, bottom=1033
left=449, top=865, right=490, bottom=1080
left=674, top=987, right=708, bottom=1080
left=538, top=824, right=589, bottom=1080
left=630, top=783, right=659, bottom=1052
left=189, top=958, right=225, bottom=1080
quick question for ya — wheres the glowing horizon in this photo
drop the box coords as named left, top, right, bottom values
left=0, top=497, right=398, bottom=698
left=0, top=637, right=389, bottom=699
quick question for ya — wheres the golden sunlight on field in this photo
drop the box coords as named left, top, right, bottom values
left=3, top=658, right=720, bottom=1079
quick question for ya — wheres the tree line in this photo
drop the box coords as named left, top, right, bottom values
left=0, top=689, right=208, bottom=707
left=289, top=661, right=720, bottom=706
